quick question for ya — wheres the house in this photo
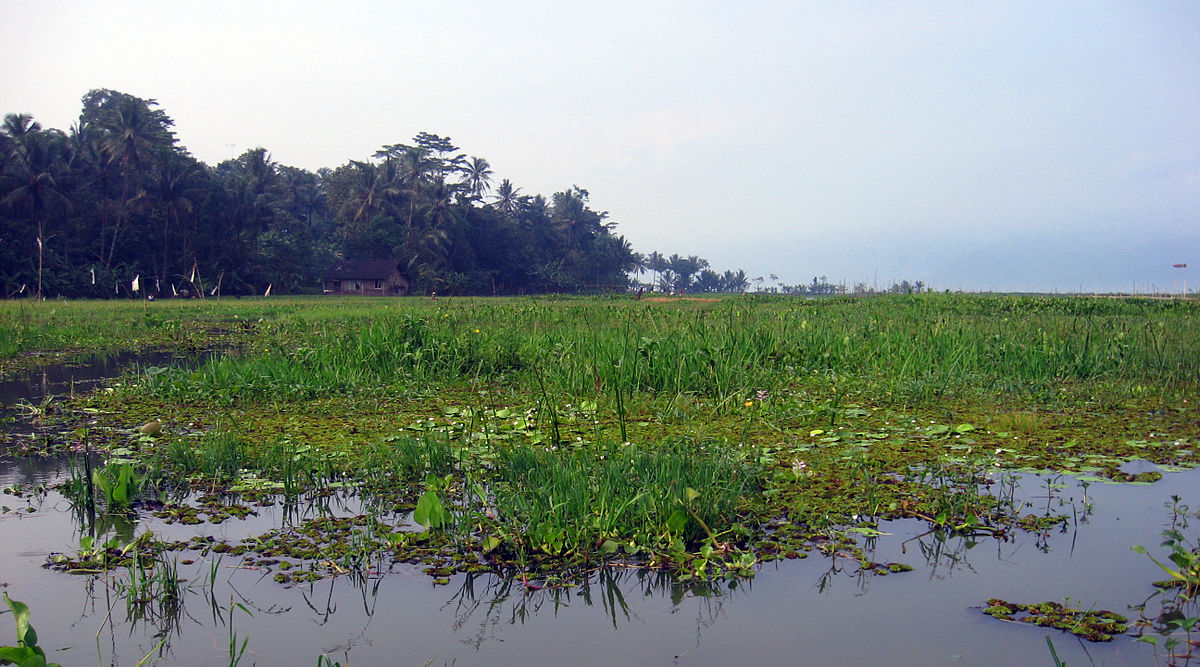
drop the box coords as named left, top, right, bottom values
left=323, top=260, right=411, bottom=296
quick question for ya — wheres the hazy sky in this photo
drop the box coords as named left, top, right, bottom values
left=3, top=1, right=1197, bottom=292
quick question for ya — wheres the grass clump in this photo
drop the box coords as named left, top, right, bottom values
left=484, top=438, right=759, bottom=567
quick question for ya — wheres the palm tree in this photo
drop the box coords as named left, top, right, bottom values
left=342, top=160, right=398, bottom=227
left=1, top=123, right=69, bottom=298
left=666, top=254, right=708, bottom=293
left=722, top=269, right=749, bottom=292
left=95, top=94, right=174, bottom=266
left=491, top=178, right=522, bottom=215
left=458, top=156, right=493, bottom=201
left=629, top=251, right=648, bottom=286
left=645, top=251, right=667, bottom=289
left=2, top=113, right=41, bottom=145
left=146, top=155, right=202, bottom=287
left=396, top=145, right=434, bottom=247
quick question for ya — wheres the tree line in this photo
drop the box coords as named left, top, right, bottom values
left=4, top=89, right=917, bottom=299
left=0, top=89, right=649, bottom=298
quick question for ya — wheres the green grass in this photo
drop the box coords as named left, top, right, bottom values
left=8, top=293, right=1200, bottom=579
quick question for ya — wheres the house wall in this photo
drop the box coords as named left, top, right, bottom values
left=322, top=275, right=409, bottom=296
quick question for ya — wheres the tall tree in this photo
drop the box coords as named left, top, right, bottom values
left=458, top=156, right=493, bottom=201
left=144, top=153, right=203, bottom=286
left=491, top=178, right=522, bottom=215
left=1, top=121, right=69, bottom=297
left=82, top=89, right=178, bottom=268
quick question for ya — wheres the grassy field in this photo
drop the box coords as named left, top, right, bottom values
left=4, top=293, right=1199, bottom=582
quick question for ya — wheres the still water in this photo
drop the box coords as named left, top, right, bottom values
left=1, top=356, right=1193, bottom=666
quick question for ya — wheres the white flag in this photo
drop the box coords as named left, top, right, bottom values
left=18, top=284, right=26, bottom=294
left=210, top=284, right=218, bottom=296
left=264, top=283, right=272, bottom=296
left=131, top=275, right=140, bottom=292
left=36, top=238, right=42, bottom=252
left=171, top=284, right=177, bottom=297
left=155, top=278, right=160, bottom=293
left=90, top=267, right=95, bottom=285
left=190, top=265, right=196, bottom=283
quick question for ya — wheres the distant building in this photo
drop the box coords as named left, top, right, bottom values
left=323, top=260, right=410, bottom=296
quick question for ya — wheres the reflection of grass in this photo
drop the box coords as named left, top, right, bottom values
left=18, top=294, right=1200, bottom=580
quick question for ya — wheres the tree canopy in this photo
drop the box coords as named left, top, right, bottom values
left=0, top=90, right=652, bottom=297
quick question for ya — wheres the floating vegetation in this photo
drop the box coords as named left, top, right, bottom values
left=982, top=599, right=1129, bottom=642
left=3, top=294, right=1199, bottom=663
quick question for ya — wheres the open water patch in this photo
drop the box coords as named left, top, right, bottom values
left=1, top=462, right=1196, bottom=665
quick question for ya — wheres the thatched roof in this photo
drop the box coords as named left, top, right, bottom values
left=324, top=260, right=404, bottom=280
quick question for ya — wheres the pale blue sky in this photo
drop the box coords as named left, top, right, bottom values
left=3, top=1, right=1197, bottom=292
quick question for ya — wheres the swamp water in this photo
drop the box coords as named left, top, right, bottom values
left=1, top=358, right=1195, bottom=665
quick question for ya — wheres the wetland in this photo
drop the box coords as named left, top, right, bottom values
left=1, top=293, right=1198, bottom=665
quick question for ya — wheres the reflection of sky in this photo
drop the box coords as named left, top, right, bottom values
left=0, top=351, right=208, bottom=468
left=3, top=2, right=1196, bottom=292
left=2, top=457, right=1193, bottom=665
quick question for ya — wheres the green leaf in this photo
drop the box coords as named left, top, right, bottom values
left=0, top=647, right=38, bottom=663
left=685, top=488, right=700, bottom=503
left=481, top=536, right=502, bottom=553
left=3, top=593, right=32, bottom=647
left=665, top=509, right=688, bottom=535
left=413, top=490, right=435, bottom=527
left=842, top=527, right=892, bottom=537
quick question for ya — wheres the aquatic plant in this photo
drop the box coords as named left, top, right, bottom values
left=92, top=460, right=140, bottom=510
left=1133, top=529, right=1200, bottom=597
left=982, top=598, right=1128, bottom=642
left=0, top=593, right=63, bottom=667
left=224, top=598, right=252, bottom=667
left=482, top=437, right=759, bottom=570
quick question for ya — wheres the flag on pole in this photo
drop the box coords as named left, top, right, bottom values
left=90, top=267, right=95, bottom=285
left=18, top=284, right=26, bottom=294
left=172, top=284, right=177, bottom=297
left=264, top=283, right=272, bottom=296
left=131, top=275, right=140, bottom=292
left=211, top=284, right=219, bottom=296
left=190, top=265, right=196, bottom=283
left=36, top=238, right=42, bottom=252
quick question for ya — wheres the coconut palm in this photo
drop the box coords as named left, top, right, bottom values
left=342, top=160, right=399, bottom=227
left=491, top=178, right=522, bottom=215
left=145, top=155, right=203, bottom=286
left=458, top=156, right=493, bottom=201
left=1, top=125, right=70, bottom=297
left=645, top=251, right=667, bottom=289
left=90, top=92, right=176, bottom=266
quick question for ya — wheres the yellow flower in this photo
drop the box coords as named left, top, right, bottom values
left=474, top=328, right=481, bottom=333
left=744, top=400, right=754, bottom=407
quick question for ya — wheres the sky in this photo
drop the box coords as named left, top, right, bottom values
left=2, top=0, right=1197, bottom=293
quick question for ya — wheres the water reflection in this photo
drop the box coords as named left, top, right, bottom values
left=0, top=350, right=215, bottom=457
left=443, top=566, right=739, bottom=649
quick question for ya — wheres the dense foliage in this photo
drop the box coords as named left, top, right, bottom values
left=0, top=90, right=641, bottom=297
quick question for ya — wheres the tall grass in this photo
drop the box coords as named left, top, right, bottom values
left=133, top=294, right=1198, bottom=408
left=488, top=437, right=759, bottom=559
